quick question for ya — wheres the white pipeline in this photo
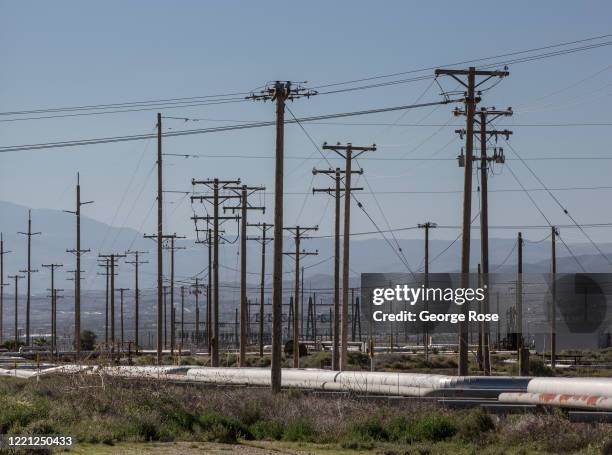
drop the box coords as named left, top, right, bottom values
left=499, top=392, right=612, bottom=411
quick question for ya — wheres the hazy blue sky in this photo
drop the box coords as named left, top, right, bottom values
left=1, top=0, right=612, bottom=254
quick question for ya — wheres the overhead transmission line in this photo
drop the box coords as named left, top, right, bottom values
left=3, top=33, right=612, bottom=123
left=310, top=33, right=612, bottom=90
left=504, top=162, right=586, bottom=272
left=0, top=99, right=459, bottom=153
left=504, top=140, right=612, bottom=268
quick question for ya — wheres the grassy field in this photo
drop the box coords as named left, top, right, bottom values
left=0, top=374, right=610, bottom=454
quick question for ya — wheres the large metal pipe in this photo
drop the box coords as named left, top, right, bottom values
left=527, top=378, right=612, bottom=398
left=500, top=392, right=612, bottom=411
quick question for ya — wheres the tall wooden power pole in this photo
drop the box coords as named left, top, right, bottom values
left=191, top=179, right=240, bottom=366
left=42, top=263, right=62, bottom=354
left=248, top=80, right=316, bottom=392
left=0, top=234, right=11, bottom=344
left=162, top=235, right=186, bottom=347
left=224, top=184, right=265, bottom=366
left=191, top=278, right=206, bottom=345
left=156, top=112, right=164, bottom=364
left=247, top=222, right=273, bottom=358
left=194, top=227, right=214, bottom=352
left=313, top=167, right=362, bottom=370
left=283, top=226, right=318, bottom=367
left=435, top=67, right=509, bottom=375
left=321, top=142, right=375, bottom=370
left=97, top=258, right=111, bottom=346
left=51, top=288, right=64, bottom=356
left=551, top=226, right=558, bottom=369
left=65, top=173, right=93, bottom=354
left=476, top=107, right=512, bottom=375
left=18, top=210, right=41, bottom=346
left=517, top=231, right=528, bottom=375
left=8, top=274, right=24, bottom=345
left=117, top=287, right=129, bottom=348
left=125, top=250, right=148, bottom=352
left=98, top=253, right=125, bottom=351
left=179, top=285, right=185, bottom=347
left=418, top=221, right=437, bottom=361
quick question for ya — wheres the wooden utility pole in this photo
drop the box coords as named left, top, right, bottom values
left=476, top=107, right=512, bottom=375
left=551, top=226, right=558, bottom=369
left=42, top=263, right=62, bottom=353
left=247, top=222, right=273, bottom=358
left=191, top=278, right=206, bottom=345
left=0, top=234, right=11, bottom=344
left=18, top=210, right=41, bottom=346
left=162, top=285, right=168, bottom=348
left=8, top=275, right=24, bottom=345
left=313, top=167, right=362, bottom=370
left=65, top=173, right=93, bottom=354
left=162, top=235, right=186, bottom=347
left=224, top=184, right=265, bottom=366
left=51, top=288, right=64, bottom=356
left=418, top=221, right=437, bottom=361
left=191, top=179, right=240, bottom=366
left=170, top=299, right=176, bottom=354
left=517, top=232, right=528, bottom=375
left=98, top=253, right=125, bottom=351
left=97, top=258, right=111, bottom=347
left=193, top=228, right=214, bottom=352
left=156, top=112, right=163, bottom=364
left=435, top=66, right=509, bottom=375
left=206, top=229, right=212, bottom=351
left=248, top=80, right=316, bottom=392
left=125, top=250, right=148, bottom=352
left=144, top=232, right=183, bottom=352
left=117, top=288, right=129, bottom=348
left=321, top=142, right=375, bottom=370
left=283, top=226, right=318, bottom=367
left=180, top=285, right=185, bottom=346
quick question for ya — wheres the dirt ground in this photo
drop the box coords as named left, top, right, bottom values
left=69, top=441, right=339, bottom=455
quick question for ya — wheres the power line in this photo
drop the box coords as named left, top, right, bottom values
left=0, top=99, right=458, bottom=153
left=4, top=33, right=611, bottom=123
left=311, top=33, right=612, bottom=89
left=504, top=140, right=612, bottom=268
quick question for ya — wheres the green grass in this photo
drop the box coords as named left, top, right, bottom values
left=0, top=375, right=609, bottom=454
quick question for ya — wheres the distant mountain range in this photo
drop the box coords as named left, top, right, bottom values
left=1, top=199, right=611, bottom=295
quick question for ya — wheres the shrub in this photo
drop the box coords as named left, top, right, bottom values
left=351, top=417, right=389, bottom=442
left=411, top=414, right=457, bottom=442
left=197, top=413, right=252, bottom=443
left=456, top=409, right=495, bottom=441
left=250, top=420, right=284, bottom=440
left=282, top=418, right=315, bottom=442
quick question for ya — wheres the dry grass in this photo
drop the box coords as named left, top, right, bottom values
left=0, top=374, right=610, bottom=454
